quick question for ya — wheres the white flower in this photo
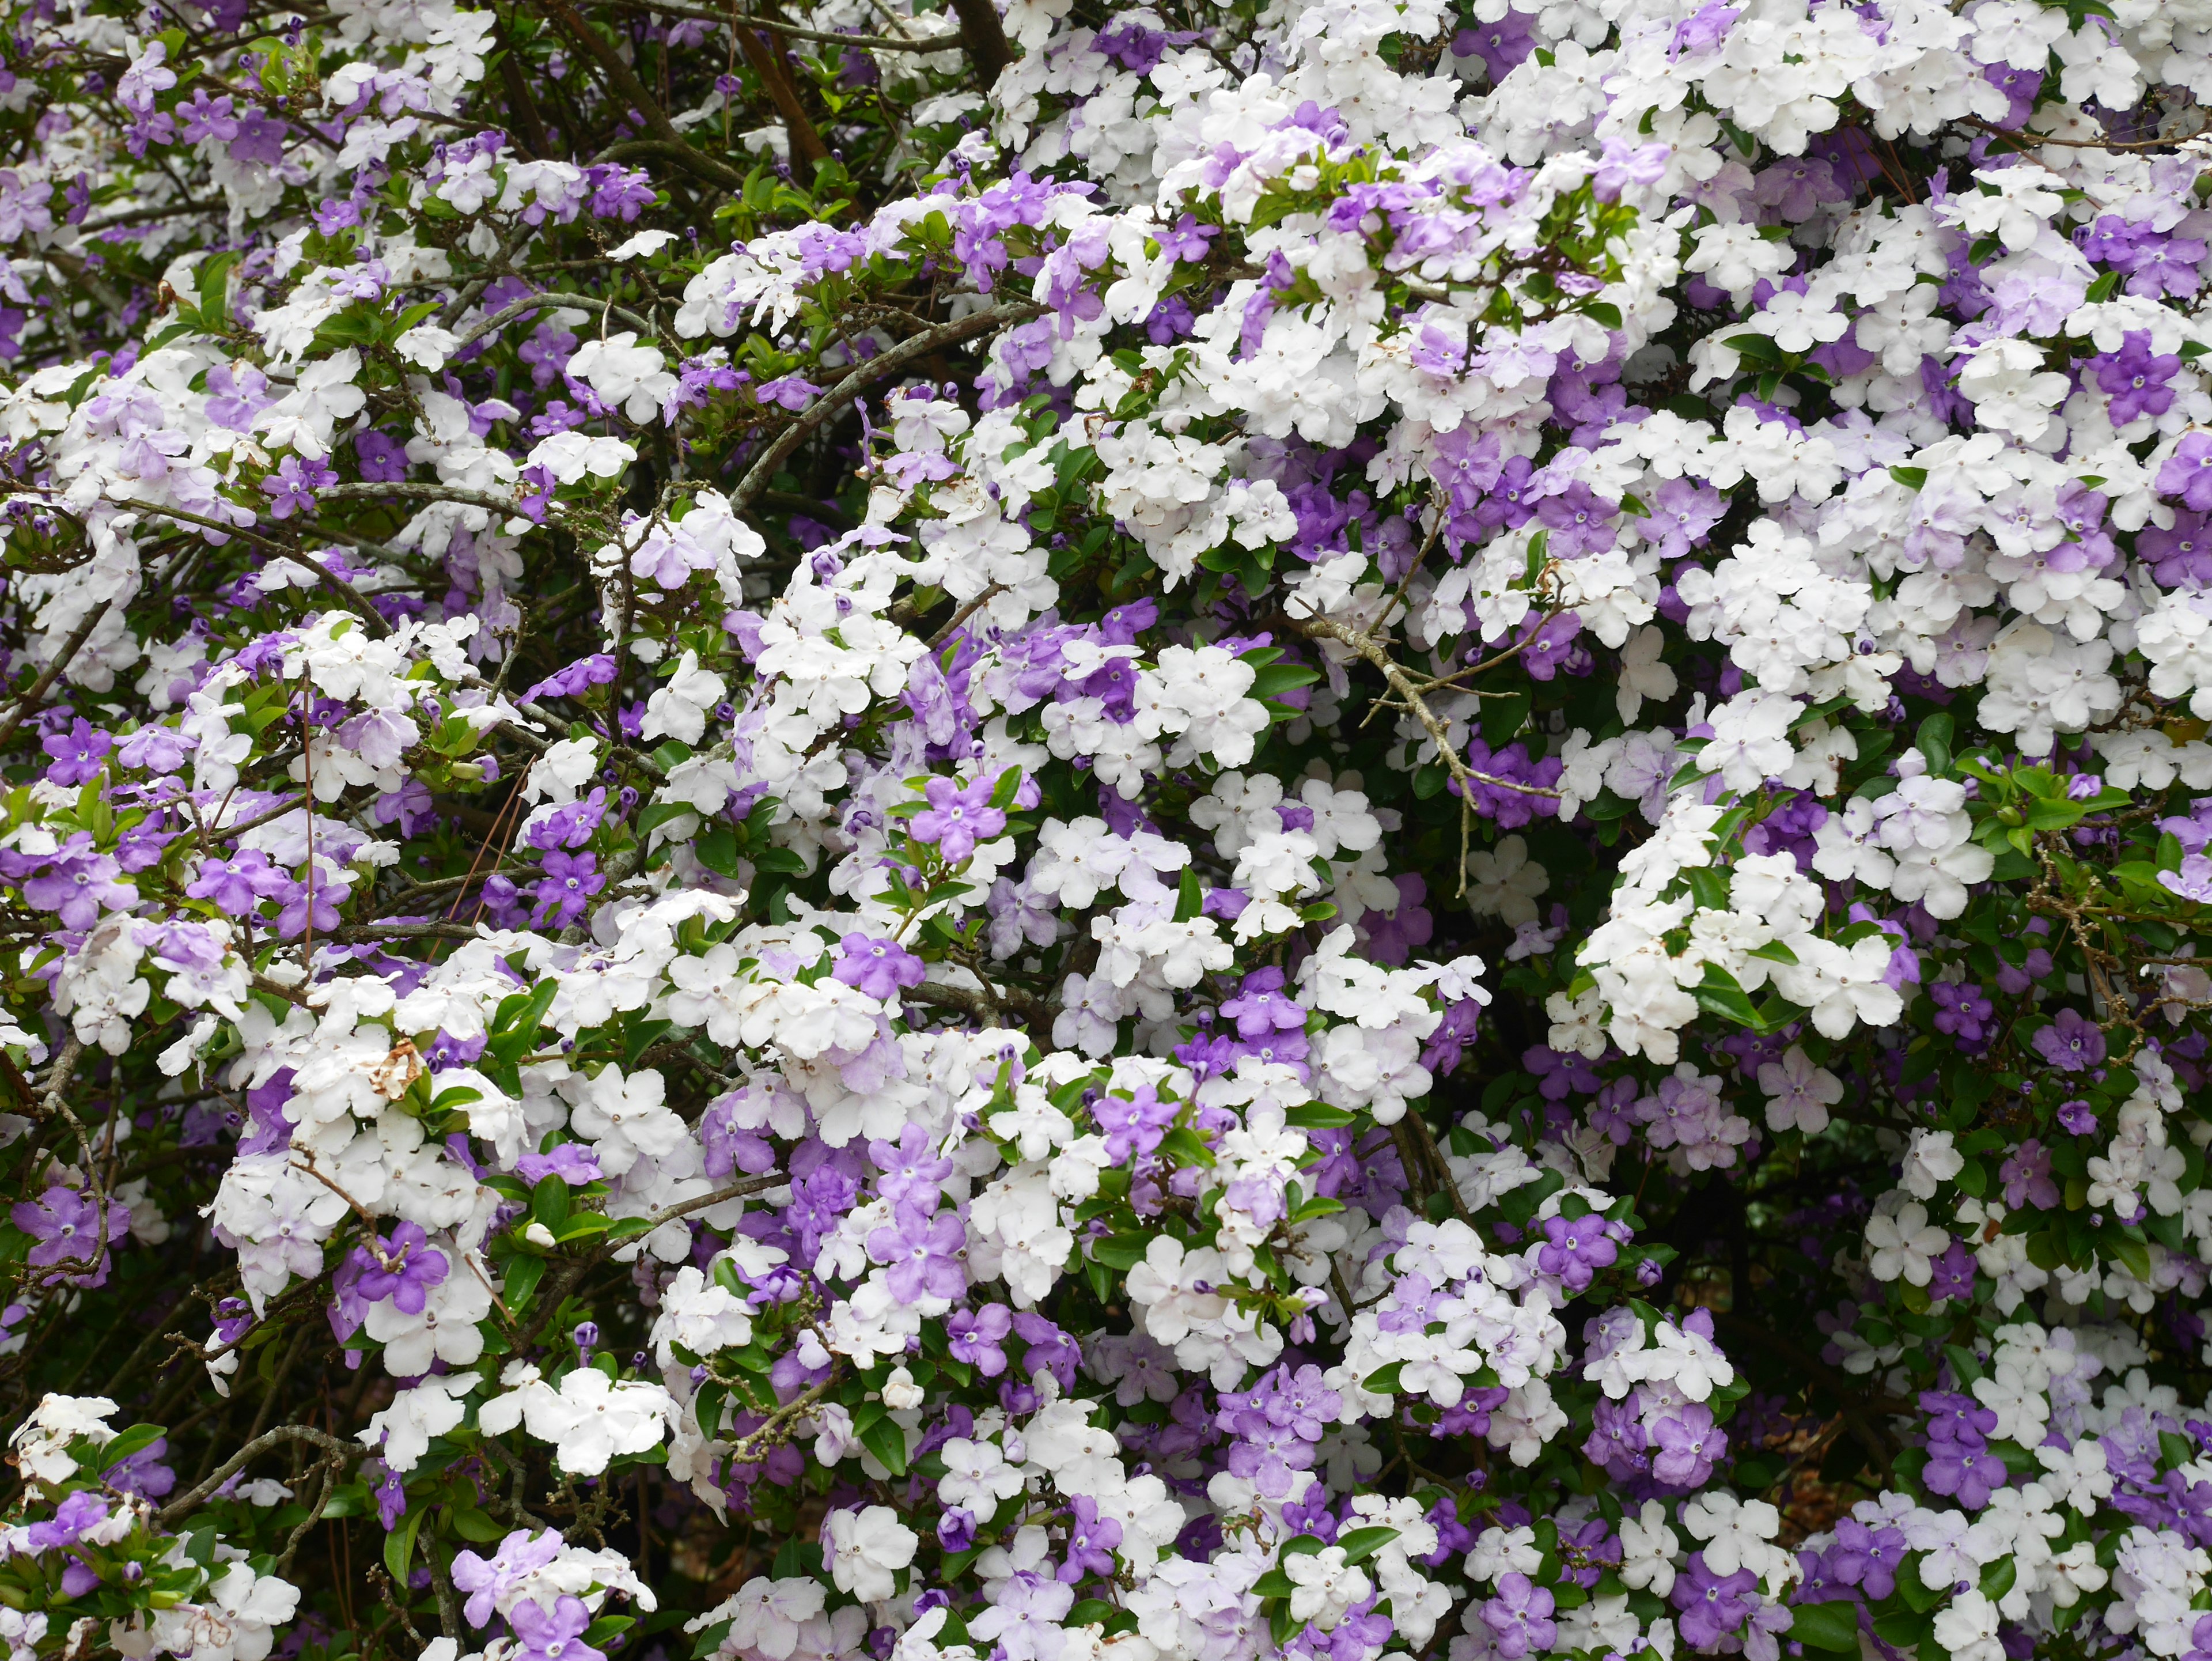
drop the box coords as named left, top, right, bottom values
left=1285, top=1547, right=1371, bottom=1631
left=1865, top=1201, right=1948, bottom=1285
left=363, top=1267, right=494, bottom=1376
left=641, top=650, right=729, bottom=745
left=1464, top=835, right=1550, bottom=926
left=938, top=1437, right=1025, bottom=1514
left=568, top=331, right=678, bottom=423
left=479, top=1366, right=674, bottom=1475
left=1619, top=1500, right=1680, bottom=1597
left=359, top=1375, right=472, bottom=1473
left=1930, top=1588, right=2002, bottom=1661
left=1756, top=1046, right=1840, bottom=1134
left=1902, top=1129, right=1965, bottom=1200
left=825, top=1505, right=918, bottom=1602
left=571, top=1066, right=687, bottom=1176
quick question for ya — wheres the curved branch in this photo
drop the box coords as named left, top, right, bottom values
left=603, top=0, right=965, bottom=50
left=157, top=1424, right=364, bottom=1524
left=457, top=289, right=658, bottom=349
left=732, top=301, right=1046, bottom=512
left=316, top=482, right=541, bottom=517
left=0, top=601, right=114, bottom=754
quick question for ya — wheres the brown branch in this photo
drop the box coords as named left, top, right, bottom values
left=731, top=301, right=1046, bottom=512
left=157, top=1424, right=363, bottom=1524
left=947, top=0, right=1009, bottom=82
left=736, top=24, right=830, bottom=182
left=0, top=600, right=113, bottom=754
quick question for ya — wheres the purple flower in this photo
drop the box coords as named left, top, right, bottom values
left=525, top=791, right=607, bottom=852
left=274, top=875, right=344, bottom=940
left=865, top=1204, right=967, bottom=1303
left=2146, top=514, right=2212, bottom=588
left=1534, top=483, right=1619, bottom=559
left=530, top=850, right=604, bottom=928
left=1092, top=1085, right=1177, bottom=1164
left=2162, top=853, right=2212, bottom=903
left=117, top=724, right=191, bottom=774
left=1480, top=1572, right=1557, bottom=1660
left=1455, top=10, right=1537, bottom=78
left=1921, top=1390, right=1998, bottom=1445
left=2160, top=432, right=2212, bottom=512
left=260, top=453, right=338, bottom=520
left=22, top=833, right=136, bottom=929
left=355, top=429, right=408, bottom=483
left=1927, top=1238, right=1977, bottom=1303
left=587, top=164, right=656, bottom=221
left=938, top=1508, right=978, bottom=1552
left=1649, top=1403, right=1726, bottom=1486
left=869, top=1125, right=953, bottom=1210
left=103, top=1436, right=176, bottom=1499
left=1672, top=1555, right=1759, bottom=1649
left=185, top=848, right=288, bottom=914
left=24, top=1489, right=109, bottom=1551
left=1671, top=0, right=1738, bottom=55
left=1536, top=1212, right=1619, bottom=1293
left=41, top=718, right=112, bottom=786
left=1828, top=1518, right=1904, bottom=1598
left=1922, top=1441, right=2007, bottom=1509
left=2057, top=1098, right=2099, bottom=1136
left=510, top=1594, right=603, bottom=1661
left=2000, top=1139, right=2058, bottom=1209
left=1218, top=967, right=1306, bottom=1040
left=1929, top=980, right=1995, bottom=1046
left=1517, top=611, right=1585, bottom=680
left=453, top=1530, right=566, bottom=1627
left=352, top=1223, right=450, bottom=1314
left=2032, top=1008, right=2107, bottom=1073
left=12, top=1186, right=126, bottom=1272
left=832, top=933, right=926, bottom=1001
left=2096, top=330, right=2182, bottom=424
left=1058, top=1494, right=1123, bottom=1582
left=909, top=773, right=1009, bottom=862
left=948, top=1304, right=1012, bottom=1376
left=373, top=1467, right=406, bottom=1530
left=1592, top=137, right=1669, bottom=201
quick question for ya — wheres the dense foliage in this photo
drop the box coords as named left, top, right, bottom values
left=11, top=1, right=2212, bottom=1660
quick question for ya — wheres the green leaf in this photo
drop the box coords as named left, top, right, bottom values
left=1283, top=1103, right=1358, bottom=1128
left=1693, top=963, right=1762, bottom=1027
left=1089, top=1234, right=1151, bottom=1271
left=98, top=1423, right=169, bottom=1473
left=532, top=1175, right=571, bottom=1231
left=1789, top=1603, right=1861, bottom=1654
left=696, top=823, right=745, bottom=879
left=859, top=1415, right=908, bottom=1477
left=384, top=1506, right=426, bottom=1581
left=1336, top=1526, right=1400, bottom=1564
left=1888, top=465, right=1929, bottom=490
left=1361, top=1362, right=1404, bottom=1394
left=1249, top=663, right=1321, bottom=700
left=1900, top=1553, right=1945, bottom=1613
left=451, top=1506, right=505, bottom=1543
left=1176, top=867, right=1204, bottom=924
left=1872, top=1610, right=1934, bottom=1654
left=502, top=1255, right=546, bottom=1310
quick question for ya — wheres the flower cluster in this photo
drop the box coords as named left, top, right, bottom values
left=14, top=3, right=2212, bottom=1661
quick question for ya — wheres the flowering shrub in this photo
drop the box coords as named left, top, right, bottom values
left=14, top=0, right=2212, bottom=1660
